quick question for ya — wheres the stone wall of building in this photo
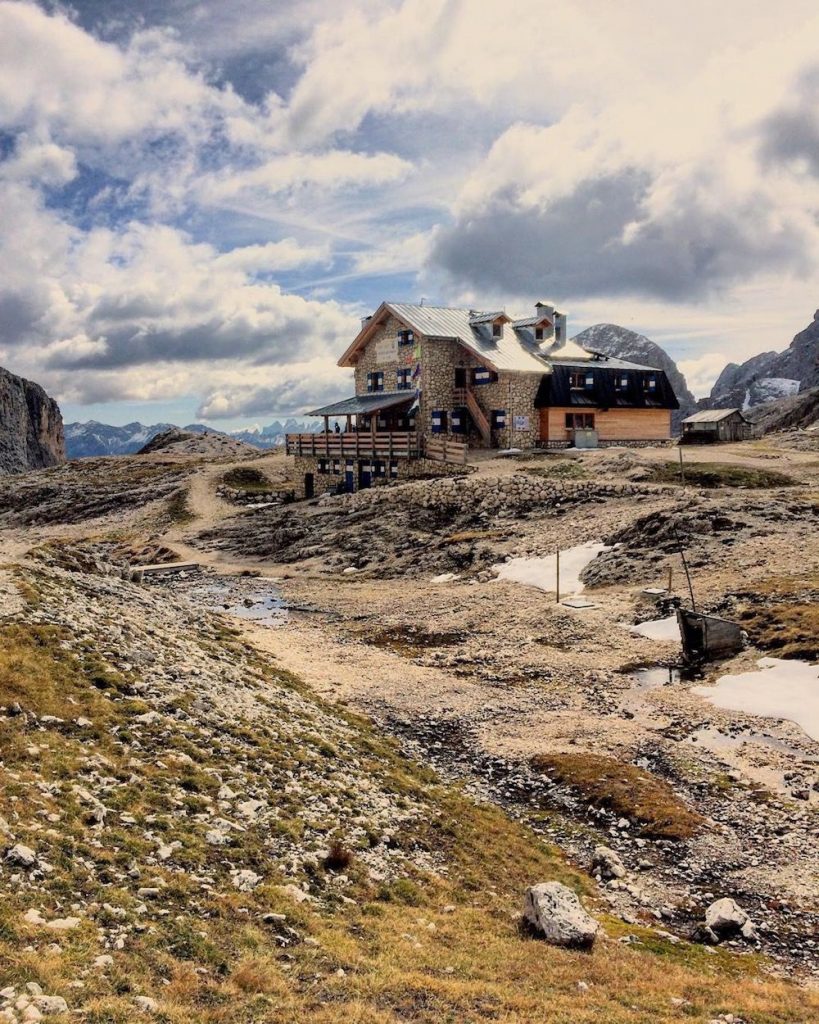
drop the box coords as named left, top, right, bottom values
left=352, top=314, right=418, bottom=395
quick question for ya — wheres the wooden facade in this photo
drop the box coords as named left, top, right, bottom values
left=539, top=407, right=672, bottom=444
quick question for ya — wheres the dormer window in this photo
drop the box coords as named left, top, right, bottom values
left=397, top=329, right=414, bottom=346
left=492, top=322, right=502, bottom=338
left=644, top=374, right=657, bottom=392
left=569, top=371, right=594, bottom=391
left=535, top=326, right=544, bottom=341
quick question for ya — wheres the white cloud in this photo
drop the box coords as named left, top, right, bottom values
left=677, top=353, right=731, bottom=399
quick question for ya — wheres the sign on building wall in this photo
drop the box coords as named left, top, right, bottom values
left=513, top=415, right=530, bottom=430
left=375, top=338, right=397, bottom=363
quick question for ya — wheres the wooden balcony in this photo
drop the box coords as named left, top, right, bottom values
left=286, top=431, right=421, bottom=459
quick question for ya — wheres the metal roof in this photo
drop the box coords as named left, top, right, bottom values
left=386, top=303, right=551, bottom=373
left=308, top=392, right=414, bottom=417
left=682, top=408, right=744, bottom=424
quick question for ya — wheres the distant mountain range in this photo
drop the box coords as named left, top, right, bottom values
left=702, top=310, right=819, bottom=410
left=65, top=418, right=323, bottom=459
left=572, top=323, right=698, bottom=431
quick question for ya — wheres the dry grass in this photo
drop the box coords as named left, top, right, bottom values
left=443, top=529, right=506, bottom=544
left=1, top=619, right=818, bottom=1022
left=733, top=573, right=819, bottom=660
left=530, top=753, right=705, bottom=841
left=646, top=461, right=797, bottom=489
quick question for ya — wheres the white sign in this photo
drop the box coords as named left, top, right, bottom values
left=513, top=415, right=530, bottom=430
left=374, top=338, right=397, bottom=364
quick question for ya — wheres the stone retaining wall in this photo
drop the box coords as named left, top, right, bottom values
left=331, top=471, right=668, bottom=514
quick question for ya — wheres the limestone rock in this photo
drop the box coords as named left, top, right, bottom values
left=6, top=843, right=37, bottom=868
left=592, top=845, right=626, bottom=880
left=703, top=898, right=757, bottom=942
left=0, top=366, right=65, bottom=476
left=523, top=882, right=599, bottom=948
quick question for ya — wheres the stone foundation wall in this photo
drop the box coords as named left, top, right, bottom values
left=293, top=453, right=469, bottom=499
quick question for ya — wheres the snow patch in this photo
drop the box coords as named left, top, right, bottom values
left=693, top=658, right=819, bottom=742
left=493, top=542, right=610, bottom=595
left=629, top=616, right=680, bottom=642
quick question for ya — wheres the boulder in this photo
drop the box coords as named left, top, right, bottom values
left=702, top=898, right=757, bottom=943
left=5, top=844, right=37, bottom=869
left=523, top=882, right=599, bottom=948
left=592, top=845, right=626, bottom=880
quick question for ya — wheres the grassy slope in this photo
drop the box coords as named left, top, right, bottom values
left=1, top=613, right=818, bottom=1023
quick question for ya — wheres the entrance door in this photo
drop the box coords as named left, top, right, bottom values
left=454, top=367, right=467, bottom=388
left=344, top=460, right=355, bottom=493
left=304, top=472, right=314, bottom=499
left=359, top=461, right=372, bottom=489
left=539, top=408, right=550, bottom=441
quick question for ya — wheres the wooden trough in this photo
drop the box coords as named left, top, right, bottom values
left=676, top=608, right=744, bottom=664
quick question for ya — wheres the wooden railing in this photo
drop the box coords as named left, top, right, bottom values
left=455, top=386, right=491, bottom=445
left=423, top=437, right=469, bottom=465
left=286, top=432, right=421, bottom=459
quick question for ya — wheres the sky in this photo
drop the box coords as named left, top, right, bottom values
left=1, top=0, right=819, bottom=428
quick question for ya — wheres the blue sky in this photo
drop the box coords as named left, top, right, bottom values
left=1, top=1, right=819, bottom=427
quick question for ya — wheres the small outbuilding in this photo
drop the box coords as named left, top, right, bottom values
left=680, top=408, right=752, bottom=444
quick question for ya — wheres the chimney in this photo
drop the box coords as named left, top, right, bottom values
left=360, top=315, right=372, bottom=330
left=535, top=300, right=554, bottom=321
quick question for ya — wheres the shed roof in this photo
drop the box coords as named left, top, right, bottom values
left=682, top=408, right=745, bottom=424
left=308, top=392, right=413, bottom=417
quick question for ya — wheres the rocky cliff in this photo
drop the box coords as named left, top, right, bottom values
left=571, top=323, right=697, bottom=431
left=704, top=311, right=819, bottom=409
left=0, top=366, right=65, bottom=475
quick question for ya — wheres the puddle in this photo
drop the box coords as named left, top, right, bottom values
left=187, top=580, right=288, bottom=628
left=693, top=658, right=819, bottom=742
left=629, top=616, right=680, bottom=642
left=493, top=542, right=610, bottom=595
left=686, top=725, right=819, bottom=802
left=632, top=666, right=681, bottom=689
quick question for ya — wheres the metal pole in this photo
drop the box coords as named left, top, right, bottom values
left=678, top=446, right=685, bottom=487
left=555, top=546, right=560, bottom=604
left=673, top=525, right=696, bottom=611
left=667, top=565, right=673, bottom=593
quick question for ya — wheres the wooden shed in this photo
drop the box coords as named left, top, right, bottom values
left=680, top=408, right=752, bottom=444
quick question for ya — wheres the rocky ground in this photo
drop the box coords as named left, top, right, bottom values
left=0, top=439, right=817, bottom=1022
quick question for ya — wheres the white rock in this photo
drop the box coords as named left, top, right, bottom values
left=592, top=846, right=626, bottom=880
left=46, top=918, right=81, bottom=932
left=133, top=995, right=159, bottom=1013
left=704, top=898, right=757, bottom=941
left=93, top=955, right=114, bottom=968
left=523, top=882, right=599, bottom=948
left=32, top=996, right=68, bottom=1015
left=6, top=844, right=37, bottom=869
left=232, top=869, right=261, bottom=891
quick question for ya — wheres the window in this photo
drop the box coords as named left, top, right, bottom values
left=450, top=408, right=466, bottom=434
left=397, top=328, right=414, bottom=346
left=389, top=460, right=399, bottom=478
left=491, top=409, right=506, bottom=430
left=332, top=460, right=341, bottom=475
left=431, top=410, right=447, bottom=434
left=492, top=321, right=502, bottom=338
left=644, top=374, right=657, bottom=392
left=535, top=326, right=544, bottom=341
left=565, top=413, right=595, bottom=430
left=367, top=371, right=384, bottom=393
left=374, top=460, right=387, bottom=478
left=318, top=458, right=330, bottom=474
left=569, top=370, right=594, bottom=390
left=615, top=374, right=629, bottom=391
left=473, top=367, right=495, bottom=385
left=396, top=367, right=413, bottom=390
